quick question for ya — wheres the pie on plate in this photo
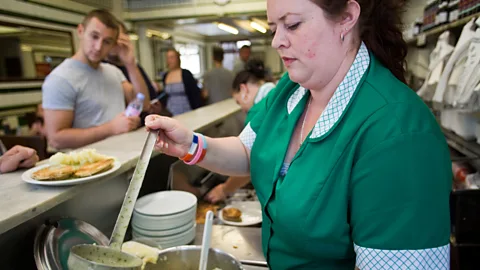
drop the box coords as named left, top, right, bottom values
left=222, top=207, right=242, bottom=222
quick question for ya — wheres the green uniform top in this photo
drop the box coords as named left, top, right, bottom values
left=238, top=43, right=451, bottom=269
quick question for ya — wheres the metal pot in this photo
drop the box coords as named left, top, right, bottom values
left=67, top=244, right=143, bottom=270
left=149, top=245, right=244, bottom=270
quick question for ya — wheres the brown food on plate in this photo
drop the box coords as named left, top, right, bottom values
left=32, top=165, right=76, bottom=181
left=74, top=158, right=115, bottom=178
left=222, top=207, right=242, bottom=222
left=196, top=202, right=220, bottom=224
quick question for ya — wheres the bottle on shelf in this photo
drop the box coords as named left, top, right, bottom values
left=413, top=17, right=424, bottom=35
left=436, top=0, right=450, bottom=26
left=125, top=92, right=145, bottom=117
left=448, top=0, right=460, bottom=22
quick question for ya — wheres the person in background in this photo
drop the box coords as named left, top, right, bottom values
left=232, top=45, right=251, bottom=75
left=145, top=0, right=451, bottom=268
left=105, top=20, right=164, bottom=116
left=0, top=144, right=39, bottom=174
left=162, top=48, right=202, bottom=115
left=42, top=9, right=150, bottom=150
left=203, top=47, right=234, bottom=105
left=205, top=59, right=275, bottom=203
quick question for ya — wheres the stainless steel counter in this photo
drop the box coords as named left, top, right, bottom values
left=194, top=224, right=267, bottom=268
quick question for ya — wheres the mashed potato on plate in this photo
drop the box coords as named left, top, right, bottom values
left=49, top=149, right=111, bottom=167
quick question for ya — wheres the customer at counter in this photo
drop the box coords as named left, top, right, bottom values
left=162, top=48, right=203, bottom=116
left=42, top=9, right=149, bottom=149
left=205, top=59, right=275, bottom=203
left=145, top=0, right=452, bottom=268
left=0, top=144, right=39, bottom=174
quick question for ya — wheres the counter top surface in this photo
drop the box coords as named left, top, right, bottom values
left=0, top=100, right=240, bottom=234
left=194, top=224, right=266, bottom=266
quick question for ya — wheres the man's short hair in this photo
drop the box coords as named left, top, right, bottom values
left=81, top=9, right=119, bottom=34
left=213, top=47, right=224, bottom=62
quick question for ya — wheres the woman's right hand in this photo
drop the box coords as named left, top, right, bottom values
left=205, top=184, right=227, bottom=203
left=145, top=115, right=193, bottom=158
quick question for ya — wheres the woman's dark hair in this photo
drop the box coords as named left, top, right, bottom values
left=232, top=59, right=266, bottom=92
left=312, top=0, right=408, bottom=83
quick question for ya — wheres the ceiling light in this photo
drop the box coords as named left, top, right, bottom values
left=217, top=23, right=239, bottom=35
left=250, top=21, right=267, bottom=34
left=21, top=45, right=32, bottom=52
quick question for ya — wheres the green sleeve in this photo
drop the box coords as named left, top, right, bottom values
left=350, top=132, right=451, bottom=268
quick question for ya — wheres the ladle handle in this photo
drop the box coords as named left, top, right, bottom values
left=199, top=211, right=214, bottom=270
left=109, top=131, right=158, bottom=249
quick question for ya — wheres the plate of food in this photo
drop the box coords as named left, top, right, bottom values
left=22, top=149, right=121, bottom=186
left=218, top=201, right=262, bottom=226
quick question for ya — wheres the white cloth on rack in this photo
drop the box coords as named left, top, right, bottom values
left=417, top=31, right=454, bottom=101
left=432, top=19, right=477, bottom=105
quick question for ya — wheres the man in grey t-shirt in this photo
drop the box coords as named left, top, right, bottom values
left=203, top=47, right=234, bottom=104
left=42, top=10, right=151, bottom=149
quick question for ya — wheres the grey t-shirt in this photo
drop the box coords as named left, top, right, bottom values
left=203, top=67, right=234, bottom=104
left=42, top=58, right=126, bottom=129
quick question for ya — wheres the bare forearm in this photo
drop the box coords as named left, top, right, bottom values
left=49, top=124, right=112, bottom=149
left=223, top=176, right=251, bottom=194
left=125, top=63, right=151, bottom=109
left=198, top=136, right=250, bottom=176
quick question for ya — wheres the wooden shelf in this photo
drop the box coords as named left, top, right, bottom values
left=406, top=12, right=480, bottom=45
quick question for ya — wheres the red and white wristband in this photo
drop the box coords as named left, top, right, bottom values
left=181, top=133, right=207, bottom=165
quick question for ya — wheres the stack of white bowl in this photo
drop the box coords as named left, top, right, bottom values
left=132, top=190, right=197, bottom=248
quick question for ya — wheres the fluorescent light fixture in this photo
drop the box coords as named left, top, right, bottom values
left=217, top=23, right=239, bottom=35
left=128, top=34, right=139, bottom=41
left=146, top=29, right=170, bottom=39
left=250, top=21, right=267, bottom=33
left=21, top=45, right=32, bottom=52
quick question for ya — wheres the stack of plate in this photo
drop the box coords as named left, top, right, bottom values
left=132, top=191, right=197, bottom=249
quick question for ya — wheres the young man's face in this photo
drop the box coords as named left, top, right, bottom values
left=78, top=17, right=117, bottom=65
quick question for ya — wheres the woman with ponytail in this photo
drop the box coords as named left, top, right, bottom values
left=146, top=0, right=451, bottom=268
left=205, top=59, right=275, bottom=203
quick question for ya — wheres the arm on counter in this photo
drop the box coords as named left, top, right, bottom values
left=0, top=145, right=39, bottom=173
left=44, top=110, right=139, bottom=149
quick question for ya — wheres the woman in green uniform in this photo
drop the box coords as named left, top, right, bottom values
left=205, top=59, right=275, bottom=203
left=146, top=0, right=451, bottom=268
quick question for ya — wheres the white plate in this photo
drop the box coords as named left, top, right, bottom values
left=218, top=201, right=262, bottom=226
left=134, top=191, right=197, bottom=216
left=132, top=206, right=196, bottom=231
left=132, top=219, right=195, bottom=237
left=22, top=160, right=121, bottom=187
left=132, top=224, right=196, bottom=249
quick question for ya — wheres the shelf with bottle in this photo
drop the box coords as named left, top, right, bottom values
left=405, top=10, right=480, bottom=45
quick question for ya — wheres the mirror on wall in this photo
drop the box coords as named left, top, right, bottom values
left=0, top=22, right=73, bottom=81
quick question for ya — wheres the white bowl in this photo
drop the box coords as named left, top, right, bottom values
left=132, top=219, right=195, bottom=237
left=132, top=206, right=196, bottom=231
left=134, top=191, right=197, bottom=216
left=132, top=224, right=196, bottom=249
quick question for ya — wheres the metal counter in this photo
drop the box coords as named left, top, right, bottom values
left=194, top=224, right=267, bottom=268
